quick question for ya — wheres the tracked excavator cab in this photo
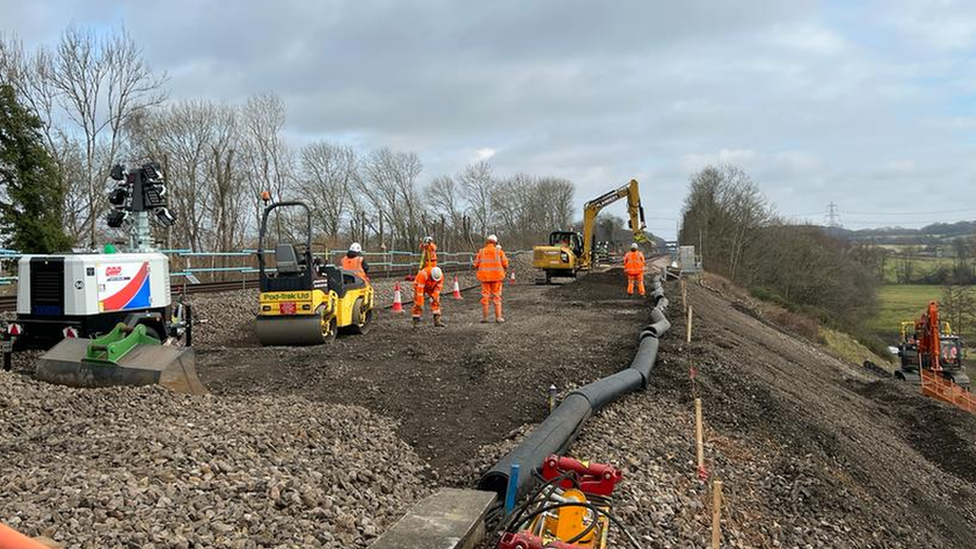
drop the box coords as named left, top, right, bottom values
left=548, top=231, right=583, bottom=258
left=254, top=201, right=374, bottom=346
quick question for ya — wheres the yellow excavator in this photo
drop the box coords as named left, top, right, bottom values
left=533, top=179, right=647, bottom=284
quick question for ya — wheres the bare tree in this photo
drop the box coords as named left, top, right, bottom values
left=719, top=166, right=770, bottom=281
left=130, top=101, right=215, bottom=250
left=207, top=109, right=248, bottom=253
left=680, top=165, right=769, bottom=280
left=298, top=141, right=357, bottom=245
left=241, top=92, right=292, bottom=229
left=425, top=174, right=468, bottom=248
left=1, top=34, right=106, bottom=242
left=357, top=148, right=424, bottom=249
left=45, top=26, right=167, bottom=246
left=898, top=246, right=918, bottom=284
left=942, top=285, right=976, bottom=336
left=128, top=99, right=250, bottom=253
left=491, top=173, right=576, bottom=249
left=459, top=161, right=496, bottom=239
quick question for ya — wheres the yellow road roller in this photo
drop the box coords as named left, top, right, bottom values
left=255, top=201, right=374, bottom=346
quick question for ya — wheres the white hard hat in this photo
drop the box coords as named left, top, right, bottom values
left=487, top=234, right=498, bottom=243
left=349, top=242, right=362, bottom=253
left=423, top=236, right=434, bottom=243
left=631, top=243, right=639, bottom=250
left=430, top=266, right=443, bottom=281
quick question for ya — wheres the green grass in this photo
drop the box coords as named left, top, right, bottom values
left=868, top=285, right=942, bottom=338
left=881, top=256, right=957, bottom=284
left=820, top=327, right=893, bottom=368
left=868, top=284, right=976, bottom=342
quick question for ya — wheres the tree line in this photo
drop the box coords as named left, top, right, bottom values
left=679, top=164, right=880, bottom=328
left=0, top=27, right=575, bottom=254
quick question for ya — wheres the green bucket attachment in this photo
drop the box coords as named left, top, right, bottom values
left=85, top=323, right=161, bottom=364
left=35, top=324, right=206, bottom=395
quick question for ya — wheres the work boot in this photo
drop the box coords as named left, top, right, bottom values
left=433, top=314, right=446, bottom=328
left=412, top=317, right=421, bottom=328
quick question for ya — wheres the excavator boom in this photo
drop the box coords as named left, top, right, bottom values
left=581, top=179, right=646, bottom=269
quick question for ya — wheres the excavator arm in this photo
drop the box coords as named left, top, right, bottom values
left=917, top=301, right=943, bottom=372
left=581, top=179, right=647, bottom=268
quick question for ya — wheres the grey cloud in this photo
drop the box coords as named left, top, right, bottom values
left=3, top=0, right=976, bottom=237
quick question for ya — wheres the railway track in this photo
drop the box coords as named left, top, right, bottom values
left=0, top=265, right=474, bottom=313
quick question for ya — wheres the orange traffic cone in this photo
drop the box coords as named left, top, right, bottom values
left=452, top=275, right=463, bottom=300
left=392, top=282, right=404, bottom=313
left=508, top=270, right=516, bottom=285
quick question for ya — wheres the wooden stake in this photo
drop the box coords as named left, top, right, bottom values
left=686, top=305, right=693, bottom=344
left=711, top=480, right=724, bottom=549
left=695, top=397, right=705, bottom=472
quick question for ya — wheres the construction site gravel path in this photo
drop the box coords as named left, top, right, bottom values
left=195, top=270, right=650, bottom=474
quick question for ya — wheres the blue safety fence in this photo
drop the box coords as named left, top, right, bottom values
left=0, top=250, right=19, bottom=286
left=0, top=246, right=528, bottom=287
left=326, top=249, right=477, bottom=269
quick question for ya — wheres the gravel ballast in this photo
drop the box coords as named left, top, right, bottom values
left=0, top=372, right=432, bottom=548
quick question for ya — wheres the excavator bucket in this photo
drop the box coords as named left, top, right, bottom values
left=34, top=324, right=206, bottom=395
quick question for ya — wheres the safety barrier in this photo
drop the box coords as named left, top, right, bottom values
left=0, top=250, right=18, bottom=286
left=0, top=248, right=532, bottom=287
left=0, top=247, right=522, bottom=287
left=920, top=369, right=976, bottom=415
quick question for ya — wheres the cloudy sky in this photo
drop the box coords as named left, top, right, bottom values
left=5, top=0, right=976, bottom=238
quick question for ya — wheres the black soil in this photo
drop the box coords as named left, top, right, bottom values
left=196, top=270, right=650, bottom=472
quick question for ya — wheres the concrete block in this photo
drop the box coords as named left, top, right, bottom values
left=369, top=488, right=497, bottom=549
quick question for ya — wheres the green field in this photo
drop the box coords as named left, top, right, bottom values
left=881, top=256, right=956, bottom=284
left=868, top=284, right=976, bottom=342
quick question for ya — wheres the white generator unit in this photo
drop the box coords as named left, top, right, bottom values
left=8, top=252, right=172, bottom=347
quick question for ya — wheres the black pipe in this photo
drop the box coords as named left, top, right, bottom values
left=571, top=369, right=644, bottom=411
left=478, top=274, right=671, bottom=501
left=629, top=336, right=660, bottom=387
left=479, top=393, right=592, bottom=497
left=644, top=308, right=671, bottom=337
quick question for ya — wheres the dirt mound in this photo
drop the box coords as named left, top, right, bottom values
left=196, top=269, right=651, bottom=473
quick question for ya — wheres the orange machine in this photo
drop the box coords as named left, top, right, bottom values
left=896, top=301, right=969, bottom=387
left=897, top=301, right=976, bottom=414
left=497, top=456, right=631, bottom=549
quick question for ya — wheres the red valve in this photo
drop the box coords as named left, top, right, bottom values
left=540, top=455, right=622, bottom=497
left=498, top=532, right=585, bottom=549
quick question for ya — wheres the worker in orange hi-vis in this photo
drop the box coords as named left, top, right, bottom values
left=474, top=234, right=509, bottom=323
left=341, top=242, right=370, bottom=284
left=413, top=266, right=445, bottom=327
left=623, top=242, right=646, bottom=296
left=420, top=236, right=438, bottom=269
